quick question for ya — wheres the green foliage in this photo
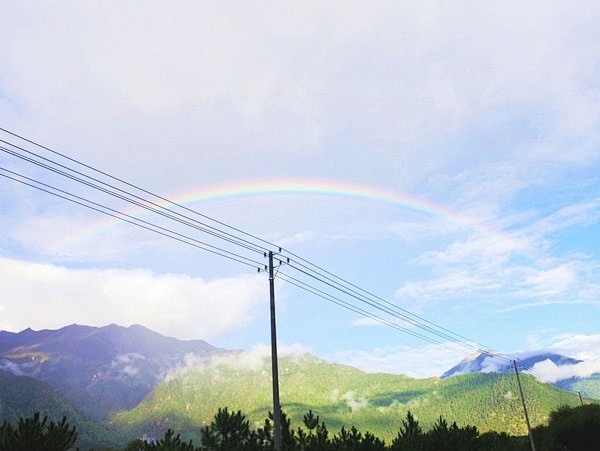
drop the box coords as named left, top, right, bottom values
left=146, top=429, right=197, bottom=450
left=124, top=438, right=147, bottom=451
left=424, top=416, right=478, bottom=451
left=114, top=355, right=584, bottom=442
left=141, top=409, right=489, bottom=451
left=11, top=404, right=592, bottom=450
left=477, top=431, right=524, bottom=451
left=536, top=404, right=600, bottom=451
left=0, top=411, right=77, bottom=451
left=391, top=411, right=423, bottom=451
left=331, top=425, right=386, bottom=450
left=200, top=407, right=251, bottom=450
left=0, top=370, right=123, bottom=449
left=296, top=410, right=330, bottom=450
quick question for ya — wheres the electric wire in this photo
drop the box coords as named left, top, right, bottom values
left=0, top=128, right=543, bottom=369
left=1, top=134, right=493, bottom=356
left=0, top=157, right=559, bottom=376
left=0, top=143, right=266, bottom=256
left=283, top=259, right=488, bottom=356
left=280, top=248, right=508, bottom=361
left=277, top=270, right=477, bottom=356
left=0, top=128, right=278, bottom=253
left=0, top=131, right=512, bottom=362
left=0, top=168, right=264, bottom=270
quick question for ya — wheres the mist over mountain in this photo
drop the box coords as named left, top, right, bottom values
left=1, top=323, right=598, bottom=448
left=0, top=323, right=229, bottom=419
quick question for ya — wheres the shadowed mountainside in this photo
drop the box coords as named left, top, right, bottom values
left=0, top=369, right=123, bottom=449
left=0, top=323, right=229, bottom=420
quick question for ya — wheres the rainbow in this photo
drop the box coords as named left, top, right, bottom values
left=54, top=177, right=497, bottom=253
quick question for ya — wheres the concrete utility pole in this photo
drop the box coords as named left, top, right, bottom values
left=268, top=251, right=282, bottom=450
left=513, top=360, right=536, bottom=451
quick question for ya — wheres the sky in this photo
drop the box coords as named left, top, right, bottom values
left=1, top=1, right=599, bottom=379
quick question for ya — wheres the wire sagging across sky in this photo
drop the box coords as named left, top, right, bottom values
left=1, top=127, right=516, bottom=367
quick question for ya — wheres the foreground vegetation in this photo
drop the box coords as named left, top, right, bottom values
left=3, top=404, right=598, bottom=450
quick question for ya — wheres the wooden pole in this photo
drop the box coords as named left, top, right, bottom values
left=513, top=360, right=536, bottom=451
left=268, top=251, right=282, bottom=450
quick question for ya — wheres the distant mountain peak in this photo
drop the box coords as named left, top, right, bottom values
left=441, top=351, right=583, bottom=379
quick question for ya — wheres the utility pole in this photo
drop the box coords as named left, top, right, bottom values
left=578, top=391, right=584, bottom=407
left=513, top=360, right=536, bottom=451
left=268, top=251, right=282, bottom=450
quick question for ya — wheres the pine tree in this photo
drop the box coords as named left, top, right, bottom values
left=0, top=412, right=77, bottom=451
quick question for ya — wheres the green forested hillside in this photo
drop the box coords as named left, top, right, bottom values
left=113, top=354, right=584, bottom=443
left=0, top=370, right=124, bottom=449
left=555, top=374, right=600, bottom=399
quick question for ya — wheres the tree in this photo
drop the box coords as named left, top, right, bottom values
left=124, top=438, right=148, bottom=451
left=145, top=429, right=197, bottom=451
left=540, top=404, right=600, bottom=451
left=478, top=431, right=520, bottom=451
left=424, top=416, right=478, bottom=451
left=296, top=410, right=330, bottom=450
left=0, top=412, right=77, bottom=451
left=331, top=425, right=362, bottom=449
left=391, top=411, right=424, bottom=451
left=200, top=407, right=250, bottom=450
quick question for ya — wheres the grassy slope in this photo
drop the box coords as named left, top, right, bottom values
left=0, top=370, right=124, bottom=449
left=113, top=355, right=583, bottom=443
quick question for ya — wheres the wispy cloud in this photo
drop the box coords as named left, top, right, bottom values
left=1, top=2, right=600, bottom=369
left=165, top=342, right=312, bottom=381
left=392, top=194, right=600, bottom=312
left=327, top=343, right=470, bottom=378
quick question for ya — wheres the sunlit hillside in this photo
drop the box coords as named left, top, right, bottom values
left=113, top=354, right=584, bottom=443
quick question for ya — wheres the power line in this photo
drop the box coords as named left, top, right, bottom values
left=281, top=248, right=503, bottom=356
left=0, top=128, right=278, bottom=253
left=277, top=270, right=477, bottom=356
left=0, top=168, right=265, bottom=270
left=0, top=127, right=517, bottom=364
left=0, top=142, right=268, bottom=256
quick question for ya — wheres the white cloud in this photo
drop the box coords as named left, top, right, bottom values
left=520, top=264, right=578, bottom=297
left=164, top=341, right=312, bottom=381
left=0, top=257, right=265, bottom=340
left=267, top=231, right=315, bottom=248
left=2, top=2, right=599, bottom=187
left=526, top=359, right=600, bottom=384
left=350, top=317, right=383, bottom=328
left=529, top=196, right=600, bottom=237
left=111, top=353, right=145, bottom=378
left=342, top=391, right=368, bottom=412
left=511, top=335, right=600, bottom=382
left=547, top=334, right=600, bottom=361
left=328, top=343, right=470, bottom=378
left=1, top=2, right=600, bottom=373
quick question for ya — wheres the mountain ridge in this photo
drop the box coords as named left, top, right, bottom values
left=441, top=351, right=584, bottom=379
left=0, top=323, right=230, bottom=420
left=1, top=323, right=598, bottom=447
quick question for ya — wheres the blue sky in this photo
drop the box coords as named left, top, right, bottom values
left=1, top=1, right=599, bottom=378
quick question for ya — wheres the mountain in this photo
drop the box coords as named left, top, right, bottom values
left=0, top=369, right=123, bottom=449
left=0, top=323, right=229, bottom=420
left=441, top=351, right=582, bottom=379
left=114, top=353, right=584, bottom=443
left=440, top=351, right=600, bottom=400
left=1, top=324, right=595, bottom=447
left=555, top=373, right=600, bottom=399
